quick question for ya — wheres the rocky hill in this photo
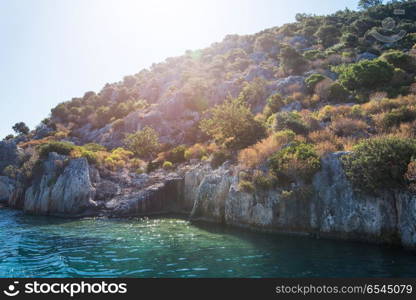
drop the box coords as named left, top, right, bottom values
left=1, top=1, right=416, bottom=249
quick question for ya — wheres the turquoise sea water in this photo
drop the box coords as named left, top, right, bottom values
left=0, top=208, right=415, bottom=278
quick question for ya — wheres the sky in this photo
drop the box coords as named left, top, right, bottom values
left=0, top=0, right=359, bottom=138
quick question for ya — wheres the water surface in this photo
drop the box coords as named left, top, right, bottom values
left=0, top=208, right=415, bottom=278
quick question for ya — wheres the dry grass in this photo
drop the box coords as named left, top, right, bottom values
left=238, top=131, right=295, bottom=169
left=314, top=140, right=341, bottom=156
left=329, top=117, right=368, bottom=137
left=392, top=121, right=416, bottom=139
left=314, top=78, right=333, bottom=101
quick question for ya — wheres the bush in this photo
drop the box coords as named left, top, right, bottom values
left=2, top=165, right=18, bottom=179
left=269, top=142, right=321, bottom=183
left=333, top=59, right=394, bottom=92
left=342, top=137, right=416, bottom=192
left=124, top=126, right=161, bottom=159
left=341, top=33, right=359, bottom=47
left=305, top=74, right=326, bottom=91
left=70, top=148, right=98, bottom=164
left=303, top=50, right=326, bottom=60
left=328, top=82, right=350, bottom=102
left=315, top=24, right=340, bottom=48
left=83, top=143, right=107, bottom=152
left=184, top=143, right=207, bottom=160
left=238, top=180, right=255, bottom=193
left=279, top=45, right=308, bottom=75
left=200, top=97, right=266, bottom=150
left=165, top=145, right=186, bottom=164
left=380, top=50, right=416, bottom=73
left=252, top=171, right=275, bottom=190
left=37, top=141, right=76, bottom=158
left=162, top=161, right=173, bottom=170
left=263, top=93, right=285, bottom=117
left=273, top=112, right=309, bottom=135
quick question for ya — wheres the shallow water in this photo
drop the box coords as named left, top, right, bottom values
left=0, top=208, right=415, bottom=278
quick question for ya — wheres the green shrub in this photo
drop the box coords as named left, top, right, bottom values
left=328, top=82, right=350, bottom=102
left=165, top=145, right=187, bottom=163
left=380, top=50, right=416, bottom=73
left=83, top=143, right=107, bottom=152
left=238, top=180, right=255, bottom=193
left=279, top=46, right=308, bottom=75
left=341, top=33, right=359, bottom=47
left=146, top=160, right=161, bottom=173
left=162, top=161, right=173, bottom=170
left=342, top=137, right=416, bottom=192
left=305, top=74, right=326, bottom=91
left=253, top=172, right=276, bottom=190
left=2, top=165, right=18, bottom=179
left=303, top=50, right=326, bottom=60
left=263, top=93, right=285, bottom=117
left=333, top=59, right=394, bottom=91
left=273, top=112, right=309, bottom=135
left=314, top=24, right=340, bottom=47
left=78, top=150, right=98, bottom=164
left=200, top=97, right=266, bottom=150
left=269, top=142, right=321, bottom=183
left=124, top=126, right=161, bottom=159
left=37, top=141, right=76, bottom=158
left=136, top=168, right=144, bottom=175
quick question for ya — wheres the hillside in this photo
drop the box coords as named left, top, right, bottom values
left=1, top=1, right=416, bottom=248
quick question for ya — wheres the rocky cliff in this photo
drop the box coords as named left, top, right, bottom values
left=183, top=153, right=416, bottom=249
left=1, top=149, right=416, bottom=249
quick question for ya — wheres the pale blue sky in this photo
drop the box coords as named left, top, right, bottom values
left=0, top=0, right=358, bottom=138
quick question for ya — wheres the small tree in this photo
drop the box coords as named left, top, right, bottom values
left=333, top=59, right=394, bottom=91
left=315, top=25, right=340, bottom=48
left=279, top=45, right=308, bottom=75
left=200, top=97, right=266, bottom=150
left=12, top=122, right=30, bottom=135
left=124, top=126, right=160, bottom=159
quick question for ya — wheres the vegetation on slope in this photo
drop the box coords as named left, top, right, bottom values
left=2, top=0, right=416, bottom=195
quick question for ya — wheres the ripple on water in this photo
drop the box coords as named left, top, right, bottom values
left=1, top=208, right=416, bottom=278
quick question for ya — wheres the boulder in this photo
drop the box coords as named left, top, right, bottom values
left=0, top=140, right=20, bottom=171
left=22, top=153, right=96, bottom=216
left=357, top=52, right=378, bottom=61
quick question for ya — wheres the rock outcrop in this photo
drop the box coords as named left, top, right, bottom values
left=0, top=140, right=20, bottom=171
left=1, top=150, right=415, bottom=249
left=12, top=153, right=97, bottom=216
left=183, top=153, right=416, bottom=249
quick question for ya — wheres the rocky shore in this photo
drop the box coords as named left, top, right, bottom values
left=1, top=141, right=415, bottom=250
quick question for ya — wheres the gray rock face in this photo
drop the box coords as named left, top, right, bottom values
left=0, top=140, right=20, bottom=171
left=0, top=176, right=13, bottom=204
left=311, top=152, right=399, bottom=243
left=182, top=153, right=416, bottom=249
left=20, top=153, right=96, bottom=216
